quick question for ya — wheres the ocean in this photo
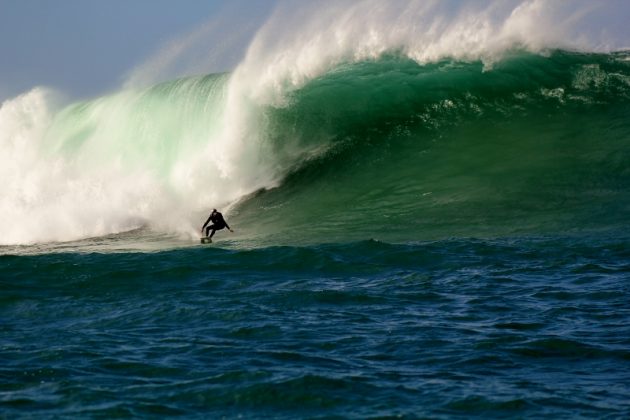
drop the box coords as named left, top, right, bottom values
left=2, top=1, right=630, bottom=418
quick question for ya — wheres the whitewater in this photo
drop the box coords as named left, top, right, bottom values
left=1, top=0, right=629, bottom=246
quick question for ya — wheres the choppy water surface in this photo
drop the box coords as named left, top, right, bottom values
left=2, top=234, right=629, bottom=418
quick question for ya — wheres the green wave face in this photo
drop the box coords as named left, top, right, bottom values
left=18, top=51, right=630, bottom=246
left=45, top=74, right=229, bottom=176
left=235, top=51, right=630, bottom=244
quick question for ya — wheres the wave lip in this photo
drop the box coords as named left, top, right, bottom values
left=233, top=0, right=630, bottom=106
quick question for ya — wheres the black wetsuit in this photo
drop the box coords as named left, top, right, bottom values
left=203, top=212, right=230, bottom=238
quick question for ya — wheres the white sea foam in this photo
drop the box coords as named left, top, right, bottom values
left=0, top=79, right=280, bottom=245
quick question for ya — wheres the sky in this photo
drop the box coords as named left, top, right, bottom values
left=0, top=0, right=275, bottom=102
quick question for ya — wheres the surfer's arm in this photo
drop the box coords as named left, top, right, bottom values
left=217, top=214, right=233, bottom=231
left=201, top=215, right=212, bottom=231
left=222, top=217, right=233, bottom=232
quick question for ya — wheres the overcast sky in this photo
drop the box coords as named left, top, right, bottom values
left=0, top=0, right=275, bottom=102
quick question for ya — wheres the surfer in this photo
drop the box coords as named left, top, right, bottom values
left=201, top=209, right=234, bottom=240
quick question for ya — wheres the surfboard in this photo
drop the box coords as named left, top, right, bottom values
left=200, top=237, right=212, bottom=244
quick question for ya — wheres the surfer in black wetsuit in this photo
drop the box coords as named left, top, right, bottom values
left=201, top=209, right=233, bottom=240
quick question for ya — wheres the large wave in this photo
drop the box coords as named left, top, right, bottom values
left=237, top=52, right=630, bottom=244
left=1, top=0, right=629, bottom=245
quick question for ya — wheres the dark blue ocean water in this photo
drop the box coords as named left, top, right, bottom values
left=2, top=233, right=629, bottom=418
